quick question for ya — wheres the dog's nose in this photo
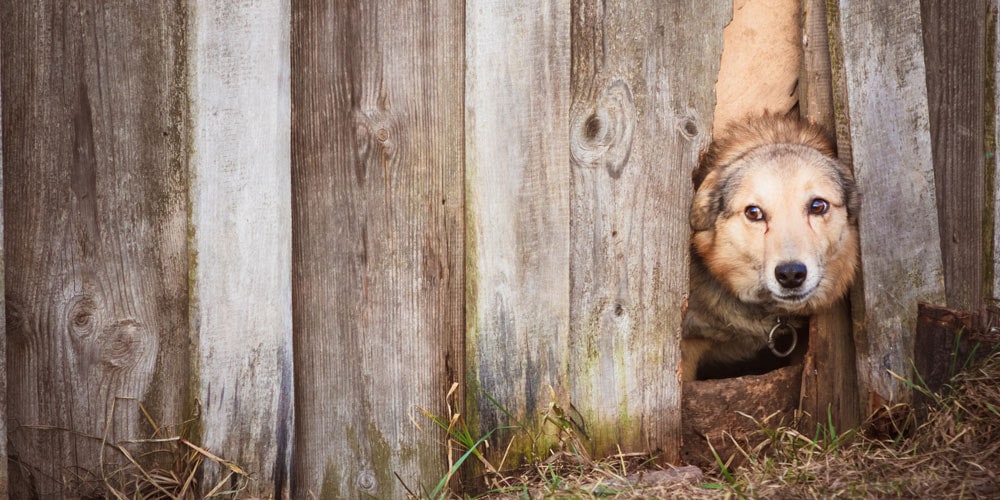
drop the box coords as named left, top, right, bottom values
left=775, top=262, right=807, bottom=289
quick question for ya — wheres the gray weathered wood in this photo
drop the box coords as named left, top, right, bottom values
left=187, top=1, right=291, bottom=496
left=569, top=1, right=729, bottom=461
left=465, top=0, right=571, bottom=467
left=797, top=0, right=860, bottom=433
left=291, top=1, right=464, bottom=497
left=921, top=0, right=986, bottom=311
left=831, top=0, right=946, bottom=407
left=2, top=2, right=189, bottom=496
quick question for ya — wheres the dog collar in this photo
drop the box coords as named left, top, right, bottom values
left=767, top=317, right=798, bottom=357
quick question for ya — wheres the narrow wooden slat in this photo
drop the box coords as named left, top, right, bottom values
left=992, top=1, right=1000, bottom=302
left=797, top=0, right=860, bottom=432
left=830, top=0, right=946, bottom=407
left=1, top=2, right=189, bottom=495
left=920, top=0, right=987, bottom=311
left=291, top=2, right=463, bottom=497
left=0, top=27, right=7, bottom=496
left=187, top=1, right=291, bottom=496
left=569, top=1, right=729, bottom=461
left=465, top=0, right=571, bottom=467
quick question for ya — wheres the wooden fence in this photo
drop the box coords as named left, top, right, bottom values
left=0, top=1, right=997, bottom=498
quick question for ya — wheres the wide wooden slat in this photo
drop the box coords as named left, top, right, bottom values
left=187, top=1, right=291, bottom=496
left=2, top=2, right=189, bottom=496
left=291, top=2, right=464, bottom=497
left=465, top=0, right=571, bottom=467
left=830, top=0, right=946, bottom=407
left=569, top=1, right=728, bottom=461
left=921, top=0, right=987, bottom=311
left=797, top=0, right=860, bottom=433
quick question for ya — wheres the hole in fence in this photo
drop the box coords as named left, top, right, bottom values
left=694, top=322, right=809, bottom=380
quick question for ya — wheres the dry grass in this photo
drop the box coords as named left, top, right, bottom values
left=9, top=398, right=250, bottom=499
left=430, top=351, right=1000, bottom=499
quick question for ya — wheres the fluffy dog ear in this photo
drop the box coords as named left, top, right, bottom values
left=690, top=170, right=721, bottom=232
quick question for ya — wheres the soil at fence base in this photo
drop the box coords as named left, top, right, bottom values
left=681, top=363, right=803, bottom=467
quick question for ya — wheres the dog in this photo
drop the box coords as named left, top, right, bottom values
left=682, top=114, right=860, bottom=381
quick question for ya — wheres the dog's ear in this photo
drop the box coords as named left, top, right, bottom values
left=690, top=169, right=721, bottom=232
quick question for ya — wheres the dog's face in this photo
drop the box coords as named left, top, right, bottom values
left=691, top=143, right=859, bottom=313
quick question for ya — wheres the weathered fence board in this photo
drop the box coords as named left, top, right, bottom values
left=993, top=0, right=1000, bottom=303
left=0, top=27, right=6, bottom=497
left=921, top=0, right=987, bottom=311
left=831, top=0, right=946, bottom=407
left=797, top=0, right=860, bottom=432
left=187, top=1, right=291, bottom=496
left=291, top=2, right=464, bottom=497
left=569, top=1, right=728, bottom=460
left=2, top=2, right=190, bottom=495
left=465, top=0, right=571, bottom=468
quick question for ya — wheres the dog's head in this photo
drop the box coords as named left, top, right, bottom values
left=690, top=115, right=859, bottom=313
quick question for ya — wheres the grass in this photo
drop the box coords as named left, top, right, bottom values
left=8, top=397, right=250, bottom=499
left=418, top=350, right=1000, bottom=499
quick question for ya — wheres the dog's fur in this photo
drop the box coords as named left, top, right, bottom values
left=682, top=114, right=860, bottom=381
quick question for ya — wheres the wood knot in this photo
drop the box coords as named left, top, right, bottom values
left=571, top=80, right=636, bottom=179
left=100, top=320, right=151, bottom=369
left=67, top=294, right=101, bottom=339
left=357, top=470, right=377, bottom=491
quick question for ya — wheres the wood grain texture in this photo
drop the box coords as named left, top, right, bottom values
left=2, top=1, right=189, bottom=495
left=797, top=0, right=860, bottom=432
left=831, top=0, right=946, bottom=407
left=920, top=0, right=986, bottom=311
left=291, top=2, right=463, bottom=497
left=0, top=27, right=6, bottom=497
left=570, top=1, right=728, bottom=461
left=465, top=0, right=571, bottom=467
left=993, top=0, right=1000, bottom=303
left=187, top=1, right=291, bottom=496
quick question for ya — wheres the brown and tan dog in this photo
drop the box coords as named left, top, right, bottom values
left=682, top=114, right=860, bottom=381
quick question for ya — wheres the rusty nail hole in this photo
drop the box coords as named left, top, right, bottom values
left=614, top=304, right=624, bottom=316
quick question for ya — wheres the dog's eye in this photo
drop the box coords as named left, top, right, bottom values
left=809, top=198, right=830, bottom=215
left=744, top=205, right=765, bottom=221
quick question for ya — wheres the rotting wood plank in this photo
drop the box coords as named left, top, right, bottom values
left=187, top=1, right=291, bottom=496
left=465, top=0, right=571, bottom=470
left=914, top=302, right=1000, bottom=402
left=569, top=1, right=729, bottom=462
left=829, top=0, right=946, bottom=408
left=920, top=0, right=987, bottom=311
left=797, top=0, right=860, bottom=433
left=291, top=2, right=464, bottom=498
left=2, top=2, right=190, bottom=496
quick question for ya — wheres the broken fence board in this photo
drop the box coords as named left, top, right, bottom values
left=832, top=0, right=946, bottom=407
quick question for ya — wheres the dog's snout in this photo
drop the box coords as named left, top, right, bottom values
left=775, top=262, right=807, bottom=289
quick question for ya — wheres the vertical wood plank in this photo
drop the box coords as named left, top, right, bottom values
left=187, top=1, right=291, bottom=496
left=920, top=0, right=986, bottom=311
left=2, top=1, right=190, bottom=495
left=465, top=0, right=571, bottom=466
left=797, top=0, right=860, bottom=432
left=0, top=23, right=7, bottom=497
left=830, top=0, right=946, bottom=407
left=992, top=1, right=1000, bottom=302
left=291, top=2, right=464, bottom=497
left=569, top=1, right=729, bottom=460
